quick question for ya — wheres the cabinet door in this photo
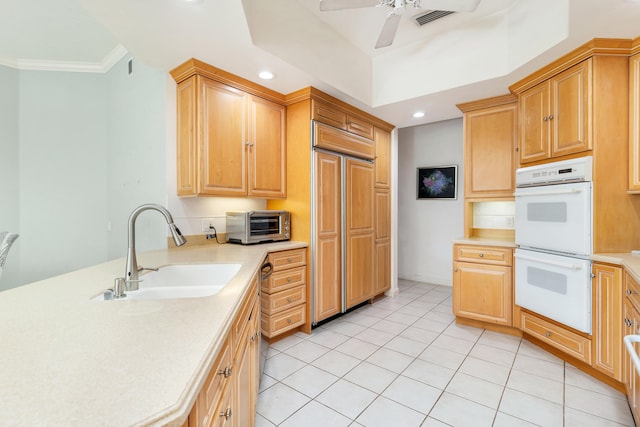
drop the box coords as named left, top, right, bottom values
left=624, top=299, right=636, bottom=401
left=630, top=53, right=640, bottom=192
left=200, top=78, right=247, bottom=196
left=464, top=103, right=517, bottom=197
left=452, top=261, right=512, bottom=325
left=519, top=82, right=550, bottom=164
left=247, top=95, right=286, bottom=198
left=592, top=264, right=622, bottom=380
left=176, top=76, right=197, bottom=196
left=374, top=189, right=390, bottom=295
left=551, top=59, right=592, bottom=157
left=374, top=127, right=391, bottom=189
left=374, top=240, right=390, bottom=295
left=233, top=296, right=259, bottom=427
left=314, top=151, right=342, bottom=322
left=345, top=158, right=375, bottom=309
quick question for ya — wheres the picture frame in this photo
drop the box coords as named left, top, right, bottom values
left=416, top=165, right=458, bottom=200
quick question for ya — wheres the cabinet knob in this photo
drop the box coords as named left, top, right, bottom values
left=453, top=268, right=458, bottom=272
left=545, top=331, right=551, bottom=337
left=543, top=116, right=548, bottom=121
left=287, top=257, right=293, bottom=262
left=287, top=297, right=292, bottom=303
left=548, top=114, right=554, bottom=120
left=627, top=289, right=634, bottom=295
left=220, top=408, right=232, bottom=420
left=218, top=366, right=232, bottom=378
left=287, top=277, right=292, bottom=282
left=287, top=318, right=292, bottom=324
left=245, top=141, right=254, bottom=147
left=479, top=253, right=484, bottom=258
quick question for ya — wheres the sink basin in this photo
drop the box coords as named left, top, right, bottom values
left=93, top=263, right=241, bottom=301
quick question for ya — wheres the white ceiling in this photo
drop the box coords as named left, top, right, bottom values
left=3, top=0, right=640, bottom=128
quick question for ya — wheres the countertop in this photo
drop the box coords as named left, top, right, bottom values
left=0, top=240, right=307, bottom=427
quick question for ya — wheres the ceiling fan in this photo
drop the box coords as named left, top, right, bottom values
left=319, top=0, right=482, bottom=49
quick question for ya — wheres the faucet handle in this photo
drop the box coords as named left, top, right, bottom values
left=113, top=277, right=127, bottom=299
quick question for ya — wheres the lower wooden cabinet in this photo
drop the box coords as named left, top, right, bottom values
left=187, top=271, right=260, bottom=427
left=452, top=244, right=513, bottom=326
left=261, top=248, right=307, bottom=338
left=592, top=263, right=623, bottom=380
left=624, top=272, right=640, bottom=424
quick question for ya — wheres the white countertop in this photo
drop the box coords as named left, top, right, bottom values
left=0, top=240, right=306, bottom=427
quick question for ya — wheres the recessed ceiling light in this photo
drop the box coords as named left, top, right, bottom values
left=413, top=111, right=425, bottom=118
left=258, top=71, right=275, bottom=80
left=183, top=0, right=202, bottom=3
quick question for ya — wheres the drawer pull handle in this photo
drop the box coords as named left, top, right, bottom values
left=218, top=366, right=231, bottom=378
left=626, top=318, right=633, bottom=327
left=628, top=289, right=634, bottom=295
left=545, top=331, right=551, bottom=337
left=287, top=319, right=292, bottom=324
left=287, top=277, right=292, bottom=282
left=287, top=297, right=292, bottom=303
left=220, top=408, right=232, bottom=420
left=287, top=257, right=293, bottom=262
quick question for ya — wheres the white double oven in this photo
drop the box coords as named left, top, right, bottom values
left=514, top=157, right=593, bottom=334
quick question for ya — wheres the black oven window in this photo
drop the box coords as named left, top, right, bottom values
left=250, top=218, right=280, bottom=235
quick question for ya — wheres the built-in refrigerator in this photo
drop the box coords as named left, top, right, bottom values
left=311, top=146, right=375, bottom=325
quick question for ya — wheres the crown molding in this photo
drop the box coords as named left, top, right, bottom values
left=0, top=44, right=128, bottom=73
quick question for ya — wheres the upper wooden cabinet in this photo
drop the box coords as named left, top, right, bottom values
left=629, top=48, right=640, bottom=192
left=312, top=98, right=375, bottom=140
left=457, top=95, right=517, bottom=199
left=374, top=127, right=391, bottom=189
left=517, top=60, right=592, bottom=164
left=171, top=59, right=286, bottom=198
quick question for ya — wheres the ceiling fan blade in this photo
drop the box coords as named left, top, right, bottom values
left=320, top=0, right=379, bottom=11
left=418, top=0, right=481, bottom=12
left=375, top=12, right=402, bottom=49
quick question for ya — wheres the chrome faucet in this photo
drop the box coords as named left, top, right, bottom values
left=124, top=204, right=187, bottom=291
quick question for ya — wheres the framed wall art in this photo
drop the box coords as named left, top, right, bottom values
left=417, top=165, right=458, bottom=200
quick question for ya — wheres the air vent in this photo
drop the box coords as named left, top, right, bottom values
left=414, top=10, right=455, bottom=26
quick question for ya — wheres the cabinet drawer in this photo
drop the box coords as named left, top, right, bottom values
left=262, top=285, right=306, bottom=315
left=521, top=310, right=592, bottom=364
left=262, top=304, right=306, bottom=338
left=262, top=266, right=306, bottom=294
left=454, top=245, right=513, bottom=266
left=269, top=248, right=306, bottom=271
left=626, top=273, right=640, bottom=312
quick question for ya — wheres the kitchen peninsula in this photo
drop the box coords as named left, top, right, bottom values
left=0, top=240, right=306, bottom=426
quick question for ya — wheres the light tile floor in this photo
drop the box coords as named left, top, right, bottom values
left=256, top=280, right=636, bottom=426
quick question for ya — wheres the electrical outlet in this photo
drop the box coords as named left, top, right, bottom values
left=201, top=219, right=216, bottom=233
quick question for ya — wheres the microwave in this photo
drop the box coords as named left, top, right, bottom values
left=226, top=210, right=290, bottom=244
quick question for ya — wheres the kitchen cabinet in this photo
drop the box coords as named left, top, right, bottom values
left=267, top=87, right=394, bottom=327
left=516, top=59, right=592, bottom=164
left=187, top=271, right=260, bottom=427
left=452, top=244, right=513, bottom=326
left=261, top=248, right=307, bottom=338
left=457, top=95, right=517, bottom=199
left=171, top=59, right=286, bottom=198
left=592, top=263, right=623, bottom=381
left=374, top=127, right=391, bottom=189
left=374, top=188, right=391, bottom=295
left=520, top=309, right=592, bottom=364
left=624, top=271, right=640, bottom=423
left=630, top=51, right=640, bottom=192
left=312, top=98, right=375, bottom=140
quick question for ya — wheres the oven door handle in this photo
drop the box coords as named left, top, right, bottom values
left=515, top=187, right=583, bottom=197
left=514, top=253, right=584, bottom=270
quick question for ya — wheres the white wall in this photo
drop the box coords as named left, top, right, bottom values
left=0, top=66, right=20, bottom=286
left=397, top=118, right=464, bottom=286
left=18, top=70, right=109, bottom=286
left=106, top=55, right=169, bottom=260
